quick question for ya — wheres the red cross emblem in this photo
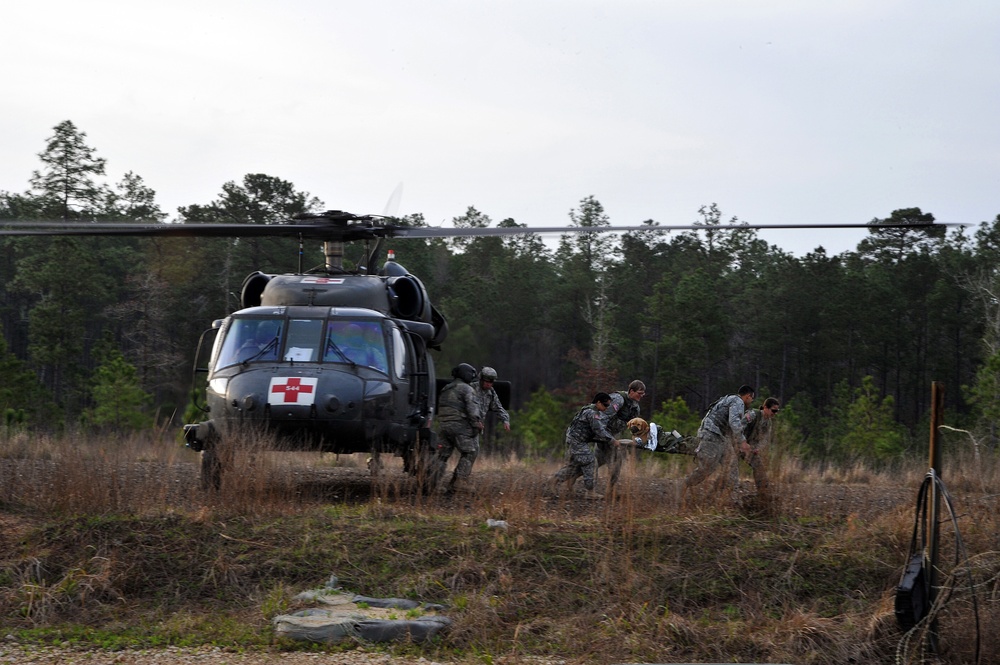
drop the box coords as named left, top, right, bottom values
left=301, top=277, right=344, bottom=285
left=268, top=377, right=318, bottom=405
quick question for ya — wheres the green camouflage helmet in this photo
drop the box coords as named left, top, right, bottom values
left=480, top=366, right=498, bottom=382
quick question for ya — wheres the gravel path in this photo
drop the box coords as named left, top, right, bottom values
left=0, top=645, right=459, bottom=664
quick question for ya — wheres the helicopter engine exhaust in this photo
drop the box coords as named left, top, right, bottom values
left=241, top=272, right=271, bottom=308
left=387, top=276, right=426, bottom=320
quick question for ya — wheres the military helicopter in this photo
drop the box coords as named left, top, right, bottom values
left=2, top=210, right=620, bottom=489
left=0, top=211, right=954, bottom=489
left=184, top=213, right=452, bottom=489
left=4, top=210, right=490, bottom=488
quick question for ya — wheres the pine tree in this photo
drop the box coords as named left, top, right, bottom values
left=515, top=387, right=572, bottom=457
left=29, top=120, right=108, bottom=219
left=7, top=121, right=171, bottom=417
left=0, top=324, right=57, bottom=429
left=84, top=341, right=153, bottom=432
left=842, top=376, right=906, bottom=464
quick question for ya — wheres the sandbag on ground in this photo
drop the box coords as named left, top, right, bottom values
left=355, top=617, right=452, bottom=643
left=273, top=590, right=450, bottom=644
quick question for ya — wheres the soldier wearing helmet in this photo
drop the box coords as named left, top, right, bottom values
left=428, top=363, right=484, bottom=494
left=595, top=379, right=646, bottom=490
left=682, top=384, right=756, bottom=505
left=474, top=366, right=510, bottom=434
left=551, top=392, right=616, bottom=498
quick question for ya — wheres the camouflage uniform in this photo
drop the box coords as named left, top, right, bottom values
left=683, top=394, right=747, bottom=493
left=596, top=391, right=640, bottom=487
left=430, top=378, right=483, bottom=490
left=473, top=383, right=510, bottom=429
left=739, top=408, right=774, bottom=495
left=553, top=405, right=616, bottom=491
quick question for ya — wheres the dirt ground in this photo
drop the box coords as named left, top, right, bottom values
left=0, top=643, right=494, bottom=665
left=0, top=449, right=921, bottom=526
left=299, top=454, right=919, bottom=522
left=0, top=452, right=928, bottom=665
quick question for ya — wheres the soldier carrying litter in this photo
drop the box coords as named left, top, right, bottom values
left=739, top=397, right=780, bottom=500
left=551, top=392, right=617, bottom=499
left=595, top=380, right=645, bottom=490
left=682, top=384, right=755, bottom=503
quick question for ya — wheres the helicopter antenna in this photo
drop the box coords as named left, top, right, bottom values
left=297, top=233, right=304, bottom=273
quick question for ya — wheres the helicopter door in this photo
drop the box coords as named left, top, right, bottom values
left=393, top=325, right=432, bottom=421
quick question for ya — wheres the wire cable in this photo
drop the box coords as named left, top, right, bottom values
left=896, top=469, right=980, bottom=665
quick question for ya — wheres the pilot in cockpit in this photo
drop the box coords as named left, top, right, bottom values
left=237, top=321, right=280, bottom=363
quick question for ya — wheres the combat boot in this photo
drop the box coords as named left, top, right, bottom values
left=446, top=476, right=472, bottom=496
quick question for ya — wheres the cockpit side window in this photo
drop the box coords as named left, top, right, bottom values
left=391, top=327, right=407, bottom=379
left=325, top=320, right=389, bottom=373
left=216, top=317, right=283, bottom=368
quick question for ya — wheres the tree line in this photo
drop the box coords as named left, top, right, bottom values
left=3, top=120, right=1000, bottom=465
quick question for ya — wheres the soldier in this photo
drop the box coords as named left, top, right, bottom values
left=428, top=363, right=484, bottom=494
left=474, top=366, right=511, bottom=435
left=738, top=397, right=780, bottom=498
left=596, top=380, right=645, bottom=489
left=552, top=392, right=617, bottom=498
left=682, top=384, right=755, bottom=502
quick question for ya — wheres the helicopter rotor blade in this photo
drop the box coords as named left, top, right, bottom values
left=385, top=220, right=969, bottom=239
left=0, top=212, right=388, bottom=241
left=381, top=183, right=404, bottom=217
left=0, top=215, right=970, bottom=241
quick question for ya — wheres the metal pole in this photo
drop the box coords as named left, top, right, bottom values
left=927, top=381, right=944, bottom=653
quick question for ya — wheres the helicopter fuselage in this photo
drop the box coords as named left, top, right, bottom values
left=183, top=254, right=447, bottom=484
left=186, top=304, right=435, bottom=455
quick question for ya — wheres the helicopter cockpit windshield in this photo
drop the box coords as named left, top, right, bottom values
left=325, top=320, right=389, bottom=373
left=283, top=318, right=323, bottom=362
left=217, top=317, right=283, bottom=367
left=214, top=313, right=391, bottom=374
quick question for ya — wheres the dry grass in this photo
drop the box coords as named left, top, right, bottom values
left=1, top=429, right=999, bottom=664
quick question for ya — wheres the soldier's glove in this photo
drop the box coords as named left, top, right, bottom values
left=627, top=417, right=649, bottom=442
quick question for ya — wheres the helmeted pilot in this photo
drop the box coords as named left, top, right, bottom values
left=473, top=366, right=510, bottom=433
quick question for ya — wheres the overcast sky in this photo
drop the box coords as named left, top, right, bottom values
left=4, top=1, right=998, bottom=256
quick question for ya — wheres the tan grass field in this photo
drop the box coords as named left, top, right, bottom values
left=1, top=430, right=998, bottom=664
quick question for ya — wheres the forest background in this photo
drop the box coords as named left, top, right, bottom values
left=3, top=120, right=1000, bottom=467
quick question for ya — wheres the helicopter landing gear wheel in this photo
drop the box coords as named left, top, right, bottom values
left=201, top=445, right=222, bottom=492
left=403, top=442, right=421, bottom=477
left=414, top=433, right=438, bottom=496
left=367, top=450, right=384, bottom=476
left=200, top=434, right=233, bottom=492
